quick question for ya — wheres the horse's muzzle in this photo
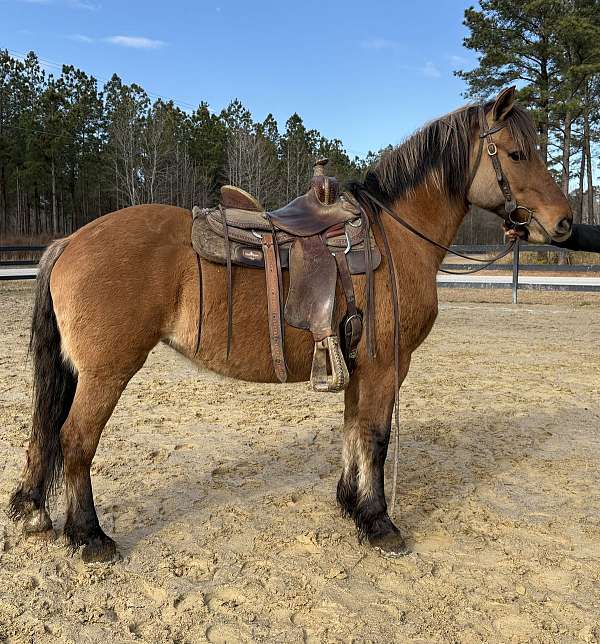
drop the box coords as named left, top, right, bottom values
left=552, top=216, right=573, bottom=242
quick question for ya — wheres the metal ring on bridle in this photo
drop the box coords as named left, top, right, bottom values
left=508, top=206, right=533, bottom=227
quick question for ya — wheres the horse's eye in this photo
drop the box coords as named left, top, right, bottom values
left=508, top=150, right=526, bottom=161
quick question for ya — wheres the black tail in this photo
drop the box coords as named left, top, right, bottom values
left=9, top=239, right=77, bottom=518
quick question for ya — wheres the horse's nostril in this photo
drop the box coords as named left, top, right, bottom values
left=556, top=217, right=572, bottom=234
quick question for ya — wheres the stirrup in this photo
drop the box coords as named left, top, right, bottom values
left=310, top=336, right=350, bottom=393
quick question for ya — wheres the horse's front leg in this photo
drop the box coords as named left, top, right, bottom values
left=337, top=364, right=409, bottom=556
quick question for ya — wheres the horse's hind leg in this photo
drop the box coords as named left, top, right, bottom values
left=60, top=373, right=128, bottom=562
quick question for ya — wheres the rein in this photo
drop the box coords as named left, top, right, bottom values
left=360, top=191, right=516, bottom=276
left=356, top=102, right=543, bottom=513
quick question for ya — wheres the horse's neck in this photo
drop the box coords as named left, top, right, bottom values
left=387, top=184, right=467, bottom=272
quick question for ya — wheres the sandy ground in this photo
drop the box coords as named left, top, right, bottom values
left=1, top=281, right=600, bottom=644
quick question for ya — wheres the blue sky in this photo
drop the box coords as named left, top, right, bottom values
left=1, top=0, right=479, bottom=158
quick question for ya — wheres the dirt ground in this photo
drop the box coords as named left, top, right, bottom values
left=1, top=281, right=600, bottom=644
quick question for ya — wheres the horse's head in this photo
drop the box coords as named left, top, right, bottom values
left=467, top=87, right=572, bottom=244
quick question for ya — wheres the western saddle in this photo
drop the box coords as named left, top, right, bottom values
left=191, top=159, right=380, bottom=392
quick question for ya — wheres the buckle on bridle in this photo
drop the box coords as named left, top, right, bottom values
left=487, top=142, right=498, bottom=156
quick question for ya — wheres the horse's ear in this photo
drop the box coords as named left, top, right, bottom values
left=492, top=86, right=516, bottom=122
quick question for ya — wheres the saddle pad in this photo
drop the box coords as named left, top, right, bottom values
left=217, top=207, right=272, bottom=231
left=207, top=209, right=295, bottom=246
left=206, top=208, right=368, bottom=249
left=192, top=208, right=382, bottom=274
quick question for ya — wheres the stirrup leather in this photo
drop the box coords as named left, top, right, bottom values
left=310, top=336, right=349, bottom=393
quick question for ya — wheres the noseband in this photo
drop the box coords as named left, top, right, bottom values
left=469, top=104, right=548, bottom=238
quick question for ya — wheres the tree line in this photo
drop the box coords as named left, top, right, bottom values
left=0, top=50, right=364, bottom=241
left=3, top=0, right=600, bottom=248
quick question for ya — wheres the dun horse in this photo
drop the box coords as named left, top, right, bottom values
left=9, top=88, right=571, bottom=562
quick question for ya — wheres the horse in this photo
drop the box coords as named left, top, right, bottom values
left=9, top=87, right=572, bottom=562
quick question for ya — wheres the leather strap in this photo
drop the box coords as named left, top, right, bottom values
left=219, top=205, right=234, bottom=358
left=262, top=233, right=287, bottom=382
left=362, top=216, right=376, bottom=358
left=477, top=105, right=517, bottom=217
left=333, top=251, right=363, bottom=363
left=194, top=251, right=202, bottom=356
left=269, top=219, right=286, bottom=357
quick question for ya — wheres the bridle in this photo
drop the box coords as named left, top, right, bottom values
left=359, top=103, right=553, bottom=270
left=468, top=104, right=552, bottom=242
left=354, top=103, right=549, bottom=513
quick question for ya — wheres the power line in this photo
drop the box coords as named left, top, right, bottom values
left=2, top=122, right=91, bottom=139
left=3, top=50, right=370, bottom=158
left=6, top=48, right=201, bottom=113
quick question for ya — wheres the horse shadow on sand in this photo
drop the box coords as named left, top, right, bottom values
left=73, top=402, right=596, bottom=557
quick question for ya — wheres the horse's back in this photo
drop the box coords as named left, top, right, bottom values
left=63, top=203, right=192, bottom=254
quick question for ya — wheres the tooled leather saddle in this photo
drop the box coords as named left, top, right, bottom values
left=191, top=159, right=380, bottom=392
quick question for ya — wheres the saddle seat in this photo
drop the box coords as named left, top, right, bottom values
left=191, top=159, right=380, bottom=393
left=219, top=163, right=361, bottom=236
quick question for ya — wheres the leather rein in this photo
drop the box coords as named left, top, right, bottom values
left=359, top=103, right=552, bottom=276
left=354, top=103, right=543, bottom=513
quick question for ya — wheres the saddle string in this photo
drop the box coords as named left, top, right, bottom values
left=194, top=252, right=202, bottom=356
left=219, top=205, right=234, bottom=358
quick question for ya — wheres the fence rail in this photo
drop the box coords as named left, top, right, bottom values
left=2, top=242, right=600, bottom=301
left=0, top=245, right=47, bottom=252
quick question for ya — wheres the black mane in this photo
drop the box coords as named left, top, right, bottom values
left=352, top=101, right=538, bottom=205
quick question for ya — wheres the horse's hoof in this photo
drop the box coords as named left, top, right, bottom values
left=369, top=532, right=410, bottom=557
left=23, top=508, right=53, bottom=534
left=81, top=536, right=118, bottom=563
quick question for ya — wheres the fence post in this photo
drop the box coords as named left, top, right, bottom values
left=512, top=238, right=520, bottom=304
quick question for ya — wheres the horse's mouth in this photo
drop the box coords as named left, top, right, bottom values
left=513, top=227, right=529, bottom=240
left=551, top=230, right=571, bottom=243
